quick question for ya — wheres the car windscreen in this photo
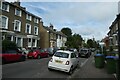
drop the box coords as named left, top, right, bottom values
left=81, top=50, right=88, bottom=53
left=54, top=52, right=69, bottom=58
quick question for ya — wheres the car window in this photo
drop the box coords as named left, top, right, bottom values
left=54, top=52, right=69, bottom=58
left=81, top=50, right=87, bottom=53
left=40, top=49, right=44, bottom=52
left=71, top=53, right=76, bottom=58
left=4, top=50, right=17, bottom=54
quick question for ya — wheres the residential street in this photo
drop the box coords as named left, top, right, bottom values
left=2, top=52, right=115, bottom=79
left=2, top=55, right=88, bottom=79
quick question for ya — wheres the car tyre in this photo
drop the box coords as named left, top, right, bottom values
left=20, top=56, right=26, bottom=61
left=37, top=55, right=41, bottom=59
left=48, top=68, right=52, bottom=71
left=68, top=66, right=73, bottom=75
left=2, top=58, right=6, bottom=64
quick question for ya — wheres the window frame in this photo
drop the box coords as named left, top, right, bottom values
left=14, top=20, right=21, bottom=32
left=1, top=2, right=9, bottom=12
left=15, top=8, right=22, bottom=17
left=26, top=23, right=31, bottom=34
left=34, top=18, right=39, bottom=23
left=1, top=15, right=8, bottom=29
left=26, top=14, right=32, bottom=21
left=34, top=26, right=38, bottom=35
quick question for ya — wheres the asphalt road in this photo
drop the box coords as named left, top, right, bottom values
left=2, top=55, right=90, bottom=79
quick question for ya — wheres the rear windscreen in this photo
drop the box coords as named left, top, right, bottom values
left=54, top=52, right=69, bottom=58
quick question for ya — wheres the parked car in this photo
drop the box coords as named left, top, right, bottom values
left=46, top=48, right=54, bottom=56
left=79, top=48, right=91, bottom=58
left=48, top=50, right=79, bottom=75
left=0, top=50, right=26, bottom=64
left=27, top=49, right=49, bottom=59
left=66, top=48, right=79, bottom=57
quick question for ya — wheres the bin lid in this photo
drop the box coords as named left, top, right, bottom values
left=106, top=56, right=119, bottom=59
left=95, top=53, right=104, bottom=56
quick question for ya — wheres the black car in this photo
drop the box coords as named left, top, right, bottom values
left=79, top=49, right=91, bottom=58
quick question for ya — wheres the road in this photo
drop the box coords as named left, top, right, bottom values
left=2, top=55, right=90, bottom=79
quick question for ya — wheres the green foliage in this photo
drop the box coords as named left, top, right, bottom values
left=61, top=27, right=72, bottom=37
left=2, top=39, right=17, bottom=51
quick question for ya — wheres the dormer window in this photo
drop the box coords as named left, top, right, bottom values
left=2, top=2, right=9, bottom=12
left=15, top=8, right=22, bottom=17
left=26, top=14, right=32, bottom=21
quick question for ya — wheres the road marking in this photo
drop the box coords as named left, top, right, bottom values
left=66, top=58, right=89, bottom=80
left=80, top=59, right=88, bottom=67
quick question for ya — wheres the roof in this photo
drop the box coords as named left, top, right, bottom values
left=4, top=1, right=42, bottom=19
left=109, top=13, right=120, bottom=29
left=44, top=26, right=57, bottom=34
left=56, top=31, right=67, bottom=37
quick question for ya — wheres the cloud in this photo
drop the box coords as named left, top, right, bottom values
left=5, top=0, right=120, bottom=2
left=21, top=2, right=118, bottom=40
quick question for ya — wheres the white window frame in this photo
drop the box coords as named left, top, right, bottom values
left=28, top=38, right=32, bottom=47
left=34, top=26, right=38, bottom=35
left=15, top=37, right=23, bottom=47
left=116, top=23, right=118, bottom=31
left=15, top=8, right=22, bottom=17
left=34, top=18, right=39, bottom=23
left=1, top=15, right=8, bottom=29
left=1, top=2, right=9, bottom=12
left=26, top=23, right=31, bottom=34
left=26, top=14, right=32, bottom=21
left=14, top=20, right=21, bottom=32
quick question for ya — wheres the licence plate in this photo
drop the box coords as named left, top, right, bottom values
left=55, top=60, right=63, bottom=63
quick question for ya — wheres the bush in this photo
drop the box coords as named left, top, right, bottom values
left=2, top=40, right=17, bottom=51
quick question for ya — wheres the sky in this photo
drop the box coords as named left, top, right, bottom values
left=5, top=0, right=119, bottom=41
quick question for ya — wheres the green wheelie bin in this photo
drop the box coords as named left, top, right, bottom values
left=106, top=56, right=118, bottom=74
left=94, top=53, right=105, bottom=68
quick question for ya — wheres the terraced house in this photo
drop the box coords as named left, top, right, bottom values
left=1, top=1, right=67, bottom=49
left=107, top=13, right=120, bottom=56
left=0, top=1, right=42, bottom=48
left=40, top=24, right=67, bottom=49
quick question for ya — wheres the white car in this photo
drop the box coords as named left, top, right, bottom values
left=48, top=50, right=79, bottom=74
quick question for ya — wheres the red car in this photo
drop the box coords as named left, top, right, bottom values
left=27, top=49, right=49, bottom=59
left=0, top=50, right=26, bottom=64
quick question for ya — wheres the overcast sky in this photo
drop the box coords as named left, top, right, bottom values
left=6, top=0, right=119, bottom=41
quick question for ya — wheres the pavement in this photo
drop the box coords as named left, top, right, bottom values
left=68, top=53, right=116, bottom=80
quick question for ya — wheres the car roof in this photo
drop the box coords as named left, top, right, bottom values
left=56, top=50, right=72, bottom=54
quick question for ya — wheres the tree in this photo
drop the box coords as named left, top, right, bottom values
left=87, top=39, right=94, bottom=48
left=2, top=39, right=17, bottom=51
left=61, top=27, right=72, bottom=37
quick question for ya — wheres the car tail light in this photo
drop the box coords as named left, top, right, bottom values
left=65, top=61, right=69, bottom=65
left=50, top=58, right=53, bottom=62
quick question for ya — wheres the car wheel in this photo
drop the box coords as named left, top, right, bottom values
left=20, top=56, right=26, bottom=61
left=2, top=58, right=6, bottom=64
left=68, top=66, right=73, bottom=75
left=48, top=68, right=52, bottom=71
left=37, top=55, right=41, bottom=59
